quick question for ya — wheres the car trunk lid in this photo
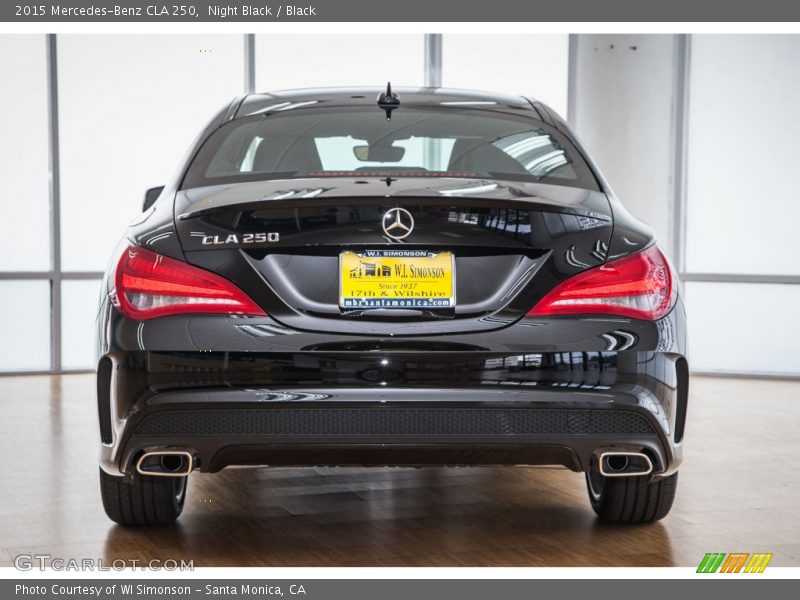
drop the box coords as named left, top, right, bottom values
left=174, top=177, right=613, bottom=334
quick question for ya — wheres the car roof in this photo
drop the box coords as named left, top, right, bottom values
left=235, top=86, right=539, bottom=118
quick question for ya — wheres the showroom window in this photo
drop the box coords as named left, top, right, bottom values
left=0, top=35, right=52, bottom=371
left=254, top=34, right=424, bottom=91
left=58, top=34, right=246, bottom=273
left=0, top=35, right=50, bottom=273
left=442, top=34, right=569, bottom=117
left=681, top=35, right=800, bottom=376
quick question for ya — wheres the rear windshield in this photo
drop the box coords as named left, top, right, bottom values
left=181, top=106, right=599, bottom=190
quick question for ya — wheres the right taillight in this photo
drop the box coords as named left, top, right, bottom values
left=112, top=245, right=266, bottom=320
left=527, top=245, right=676, bottom=321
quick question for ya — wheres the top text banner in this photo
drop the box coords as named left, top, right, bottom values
left=4, top=0, right=800, bottom=22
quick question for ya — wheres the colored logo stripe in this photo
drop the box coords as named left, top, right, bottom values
left=720, top=553, right=749, bottom=573
left=697, top=552, right=773, bottom=573
left=744, top=553, right=773, bottom=573
left=697, top=553, right=726, bottom=573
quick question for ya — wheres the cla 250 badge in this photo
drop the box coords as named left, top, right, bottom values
left=198, top=233, right=280, bottom=246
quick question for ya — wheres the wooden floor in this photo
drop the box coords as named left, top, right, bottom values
left=0, top=374, right=798, bottom=567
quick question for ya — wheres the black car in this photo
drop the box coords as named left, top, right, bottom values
left=96, top=86, right=688, bottom=526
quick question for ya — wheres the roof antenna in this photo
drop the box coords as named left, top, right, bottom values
left=377, top=82, right=400, bottom=120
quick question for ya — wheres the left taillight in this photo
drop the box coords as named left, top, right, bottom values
left=112, top=245, right=266, bottom=320
left=527, top=244, right=676, bottom=321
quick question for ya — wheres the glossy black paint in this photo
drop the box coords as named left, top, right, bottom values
left=97, top=87, right=688, bottom=480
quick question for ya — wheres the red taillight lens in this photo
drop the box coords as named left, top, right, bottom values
left=527, top=245, right=676, bottom=320
left=112, top=245, right=266, bottom=320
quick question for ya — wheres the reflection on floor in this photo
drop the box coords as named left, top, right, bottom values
left=0, top=374, right=798, bottom=567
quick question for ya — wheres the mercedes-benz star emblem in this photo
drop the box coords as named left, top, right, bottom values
left=382, top=207, right=414, bottom=241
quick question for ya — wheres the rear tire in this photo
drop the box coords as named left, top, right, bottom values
left=586, top=465, right=678, bottom=523
left=99, top=468, right=187, bottom=525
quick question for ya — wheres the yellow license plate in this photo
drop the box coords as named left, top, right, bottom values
left=340, top=250, right=455, bottom=309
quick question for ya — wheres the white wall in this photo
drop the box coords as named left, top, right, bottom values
left=255, top=34, right=424, bottom=91
left=685, top=35, right=800, bottom=276
left=58, top=35, right=245, bottom=273
left=0, top=281, right=50, bottom=371
left=0, top=35, right=50, bottom=272
left=682, top=35, right=800, bottom=375
left=0, top=35, right=51, bottom=371
left=254, top=34, right=568, bottom=118
left=61, top=280, right=103, bottom=370
left=442, top=35, right=569, bottom=117
left=572, top=35, right=677, bottom=257
left=684, top=282, right=800, bottom=374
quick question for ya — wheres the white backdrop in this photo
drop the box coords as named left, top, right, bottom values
left=571, top=34, right=800, bottom=376
left=58, top=35, right=245, bottom=272
left=0, top=35, right=51, bottom=370
left=442, top=34, right=568, bottom=116
left=0, top=35, right=50, bottom=272
left=255, top=34, right=424, bottom=91
left=682, top=35, right=800, bottom=374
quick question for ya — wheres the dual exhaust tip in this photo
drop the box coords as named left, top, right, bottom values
left=136, top=450, right=194, bottom=477
left=135, top=449, right=653, bottom=478
left=597, top=451, right=654, bottom=477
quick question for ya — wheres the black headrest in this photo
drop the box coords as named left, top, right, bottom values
left=447, top=138, right=529, bottom=175
left=252, top=136, right=323, bottom=173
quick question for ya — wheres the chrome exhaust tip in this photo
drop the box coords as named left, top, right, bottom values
left=136, top=451, right=194, bottom=477
left=598, top=451, right=653, bottom=477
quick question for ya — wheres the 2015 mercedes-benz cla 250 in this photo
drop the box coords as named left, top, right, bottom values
left=96, top=86, right=688, bottom=526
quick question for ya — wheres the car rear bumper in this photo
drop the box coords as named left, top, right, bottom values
left=98, top=349, right=688, bottom=478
